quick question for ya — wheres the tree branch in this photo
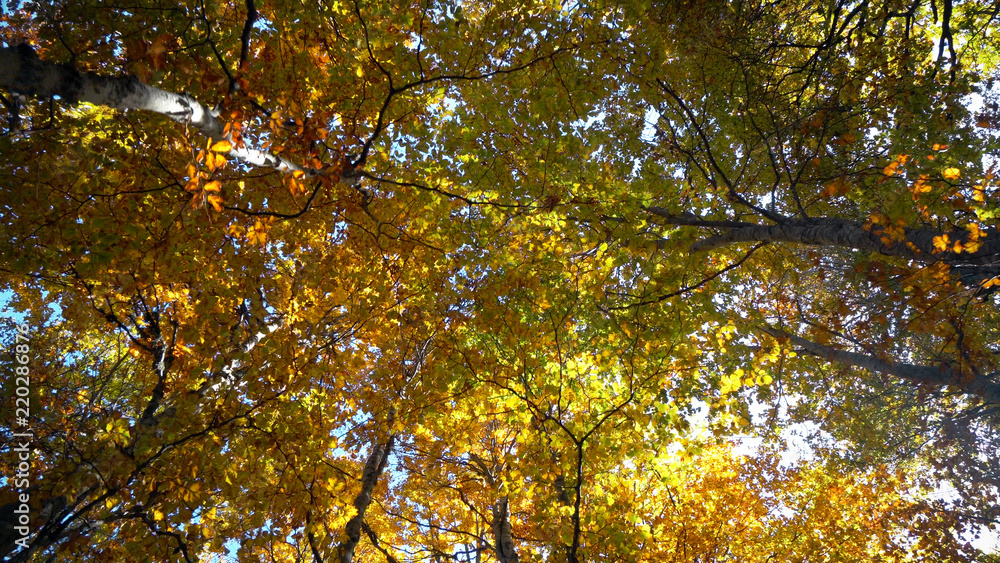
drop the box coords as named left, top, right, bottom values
left=760, top=324, right=1000, bottom=404
left=361, top=521, right=400, bottom=563
left=337, top=409, right=395, bottom=563
left=236, top=0, right=259, bottom=87
left=0, top=44, right=351, bottom=181
left=671, top=216, right=1000, bottom=268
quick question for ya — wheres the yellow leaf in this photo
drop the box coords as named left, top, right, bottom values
left=210, top=140, right=233, bottom=152
left=203, top=180, right=221, bottom=193
left=207, top=194, right=224, bottom=212
left=932, top=234, right=949, bottom=252
left=247, top=220, right=268, bottom=245
left=911, top=175, right=931, bottom=195
left=968, top=223, right=983, bottom=239
left=153, top=509, right=164, bottom=521
left=973, top=186, right=986, bottom=203
left=942, top=167, right=961, bottom=180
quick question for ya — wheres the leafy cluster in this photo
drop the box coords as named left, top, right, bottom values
left=0, top=0, right=998, bottom=561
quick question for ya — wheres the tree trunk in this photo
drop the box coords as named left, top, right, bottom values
left=0, top=45, right=344, bottom=179
left=491, top=496, right=519, bottom=563
left=646, top=209, right=1000, bottom=287
left=337, top=418, right=395, bottom=563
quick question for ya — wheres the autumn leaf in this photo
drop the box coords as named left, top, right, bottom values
left=148, top=34, right=170, bottom=71
left=822, top=177, right=851, bottom=198
left=207, top=194, right=224, bottom=212
left=210, top=140, right=233, bottom=153
left=0, top=2, right=995, bottom=562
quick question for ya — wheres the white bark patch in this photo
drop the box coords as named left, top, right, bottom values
left=0, top=45, right=328, bottom=178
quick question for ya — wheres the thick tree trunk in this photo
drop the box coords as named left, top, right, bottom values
left=0, top=45, right=344, bottom=178
left=491, top=496, right=519, bottom=563
left=694, top=218, right=1000, bottom=264
left=648, top=209, right=1000, bottom=263
left=466, top=452, right=520, bottom=563
left=0, top=490, right=73, bottom=563
left=647, top=209, right=1000, bottom=286
left=337, top=418, right=395, bottom=563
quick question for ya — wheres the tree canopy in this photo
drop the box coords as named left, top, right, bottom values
left=1, top=0, right=999, bottom=561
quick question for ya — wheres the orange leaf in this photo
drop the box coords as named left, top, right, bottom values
left=823, top=177, right=851, bottom=198
left=207, top=194, right=224, bottom=212
left=211, top=140, right=233, bottom=152
left=832, top=132, right=856, bottom=145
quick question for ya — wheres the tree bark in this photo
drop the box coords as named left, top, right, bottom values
left=0, top=45, right=351, bottom=179
left=761, top=325, right=1000, bottom=404
left=691, top=218, right=1000, bottom=264
left=337, top=415, right=395, bottom=563
left=647, top=209, right=1000, bottom=287
left=491, top=496, right=519, bottom=563
left=647, top=209, right=1000, bottom=268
